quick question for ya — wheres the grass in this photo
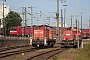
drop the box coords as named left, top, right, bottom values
left=50, top=56, right=58, bottom=60
left=75, top=42, right=90, bottom=60
left=49, top=42, right=90, bottom=60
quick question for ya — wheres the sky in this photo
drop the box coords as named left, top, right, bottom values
left=0, top=0, right=90, bottom=28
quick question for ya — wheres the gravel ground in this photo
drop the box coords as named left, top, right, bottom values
left=0, top=44, right=61, bottom=60
left=50, top=48, right=77, bottom=60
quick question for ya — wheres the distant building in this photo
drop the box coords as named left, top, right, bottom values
left=0, top=4, right=9, bottom=28
left=51, top=22, right=67, bottom=27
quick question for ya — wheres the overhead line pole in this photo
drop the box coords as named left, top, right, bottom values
left=21, top=7, right=27, bottom=36
left=1, top=0, right=6, bottom=36
left=64, top=7, right=66, bottom=28
left=21, top=7, right=24, bottom=36
left=21, top=7, right=24, bottom=27
left=76, top=0, right=79, bottom=49
left=56, top=0, right=59, bottom=43
left=61, top=9, right=63, bottom=41
left=24, top=7, right=27, bottom=26
left=81, top=13, right=83, bottom=39
left=23, top=7, right=27, bottom=26
left=89, top=20, right=90, bottom=41
left=56, top=0, right=66, bottom=43
left=70, top=15, right=73, bottom=27
left=63, top=4, right=67, bottom=28
left=3, top=0, right=4, bottom=36
left=28, top=6, right=33, bottom=37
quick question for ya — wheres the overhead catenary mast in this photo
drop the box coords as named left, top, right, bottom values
left=21, top=7, right=27, bottom=27
left=89, top=20, right=90, bottom=41
left=63, top=3, right=67, bottom=28
left=1, top=0, right=6, bottom=36
left=28, top=6, right=33, bottom=37
left=56, top=0, right=59, bottom=42
left=60, top=9, right=63, bottom=41
left=56, top=0, right=66, bottom=43
left=76, top=0, right=79, bottom=49
left=21, top=7, right=27, bottom=36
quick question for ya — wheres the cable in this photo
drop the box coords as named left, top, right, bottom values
left=67, top=2, right=90, bottom=11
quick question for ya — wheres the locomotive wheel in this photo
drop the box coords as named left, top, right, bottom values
left=49, top=42, right=54, bottom=48
left=60, top=45, right=64, bottom=48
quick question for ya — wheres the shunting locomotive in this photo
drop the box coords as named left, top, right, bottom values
left=30, top=25, right=56, bottom=48
left=61, top=27, right=82, bottom=47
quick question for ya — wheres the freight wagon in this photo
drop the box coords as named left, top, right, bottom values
left=10, top=26, right=38, bottom=37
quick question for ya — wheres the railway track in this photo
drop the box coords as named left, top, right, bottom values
left=0, top=43, right=69, bottom=60
left=0, top=45, right=30, bottom=52
left=0, top=45, right=39, bottom=59
left=26, top=48, right=68, bottom=60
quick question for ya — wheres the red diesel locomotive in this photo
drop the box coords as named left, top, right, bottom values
left=30, top=25, right=56, bottom=48
left=10, top=26, right=38, bottom=37
left=61, top=27, right=82, bottom=47
left=81, top=29, right=89, bottom=39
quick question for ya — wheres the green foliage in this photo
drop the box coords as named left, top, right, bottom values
left=75, top=42, right=90, bottom=60
left=4, top=11, right=22, bottom=35
left=51, top=56, right=58, bottom=60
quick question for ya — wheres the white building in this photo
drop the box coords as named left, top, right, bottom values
left=0, top=4, right=9, bottom=28
left=51, top=22, right=67, bottom=27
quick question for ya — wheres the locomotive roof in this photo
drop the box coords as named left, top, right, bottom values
left=82, top=29, right=89, bottom=30
left=10, top=27, right=17, bottom=30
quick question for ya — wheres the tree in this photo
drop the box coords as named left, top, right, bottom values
left=4, top=11, right=22, bottom=35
